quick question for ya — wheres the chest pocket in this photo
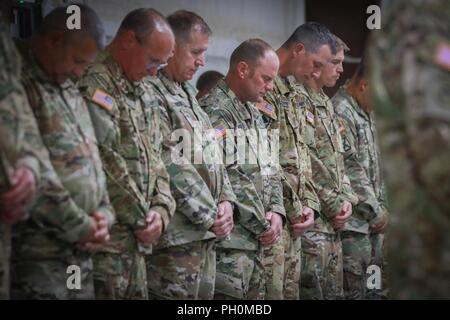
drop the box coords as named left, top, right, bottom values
left=39, top=87, right=86, bottom=159
left=285, top=100, right=303, bottom=145
left=119, top=96, right=143, bottom=162
left=316, top=108, right=336, bottom=151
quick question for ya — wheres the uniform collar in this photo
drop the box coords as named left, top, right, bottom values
left=274, top=75, right=290, bottom=96
left=217, top=79, right=252, bottom=121
left=16, top=40, right=73, bottom=89
left=102, top=50, right=144, bottom=97
left=338, top=84, right=371, bottom=121
left=158, top=70, right=198, bottom=99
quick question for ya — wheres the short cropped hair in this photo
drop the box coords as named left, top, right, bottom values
left=229, top=38, right=274, bottom=71
left=36, top=4, right=105, bottom=49
left=196, top=70, right=224, bottom=92
left=167, top=10, right=212, bottom=43
left=354, top=57, right=367, bottom=79
left=334, top=35, right=350, bottom=53
left=282, top=22, right=336, bottom=55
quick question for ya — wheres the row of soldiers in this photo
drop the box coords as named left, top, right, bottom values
left=2, top=1, right=448, bottom=300
left=0, top=4, right=386, bottom=301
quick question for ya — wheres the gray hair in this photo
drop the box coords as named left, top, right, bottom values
left=282, top=22, right=336, bottom=55
left=167, top=10, right=212, bottom=44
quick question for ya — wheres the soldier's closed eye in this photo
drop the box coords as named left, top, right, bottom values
left=313, top=61, right=323, bottom=68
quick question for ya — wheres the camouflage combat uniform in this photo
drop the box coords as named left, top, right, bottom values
left=144, top=71, right=235, bottom=300
left=0, top=14, right=45, bottom=300
left=10, top=42, right=114, bottom=300
left=333, top=84, right=389, bottom=299
left=296, top=83, right=358, bottom=300
left=200, top=79, right=285, bottom=300
left=368, top=0, right=450, bottom=299
left=79, top=51, right=175, bottom=300
left=259, top=75, right=320, bottom=299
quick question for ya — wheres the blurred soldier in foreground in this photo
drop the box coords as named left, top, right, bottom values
left=11, top=5, right=114, bottom=299
left=368, top=0, right=450, bottom=299
left=79, top=8, right=176, bottom=299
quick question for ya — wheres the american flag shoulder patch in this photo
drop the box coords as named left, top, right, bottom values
left=256, top=102, right=274, bottom=116
left=214, top=123, right=226, bottom=139
left=434, top=41, right=450, bottom=72
left=92, top=88, right=114, bottom=112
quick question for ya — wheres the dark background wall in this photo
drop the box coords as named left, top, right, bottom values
left=306, top=0, right=380, bottom=96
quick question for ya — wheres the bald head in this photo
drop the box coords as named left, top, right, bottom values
left=229, top=38, right=275, bottom=74
left=226, top=38, right=279, bottom=103
left=117, top=8, right=172, bottom=43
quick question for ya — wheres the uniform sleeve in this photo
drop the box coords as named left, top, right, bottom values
left=0, top=86, right=43, bottom=188
left=157, top=94, right=217, bottom=231
left=148, top=150, right=176, bottom=232
left=219, top=168, right=237, bottom=204
left=79, top=76, right=148, bottom=231
left=309, top=148, right=344, bottom=219
left=267, top=165, right=286, bottom=219
left=263, top=95, right=298, bottom=222
left=17, top=78, right=94, bottom=243
left=144, top=96, right=176, bottom=231
left=337, top=110, right=382, bottom=221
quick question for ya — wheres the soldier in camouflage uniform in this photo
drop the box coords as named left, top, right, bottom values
left=145, top=11, right=235, bottom=300
left=333, top=61, right=389, bottom=299
left=10, top=5, right=114, bottom=300
left=78, top=9, right=176, bottom=300
left=299, top=31, right=359, bottom=299
left=200, top=39, right=286, bottom=300
left=0, top=13, right=45, bottom=300
left=368, top=0, right=450, bottom=299
left=255, top=23, right=337, bottom=299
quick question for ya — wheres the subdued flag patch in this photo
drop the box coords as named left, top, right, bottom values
left=434, top=41, right=450, bottom=72
left=256, top=102, right=274, bottom=116
left=338, top=119, right=346, bottom=134
left=306, top=110, right=315, bottom=125
left=215, top=123, right=226, bottom=139
left=92, top=88, right=114, bottom=112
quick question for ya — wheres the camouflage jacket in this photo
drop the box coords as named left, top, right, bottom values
left=12, top=43, right=114, bottom=259
left=333, top=85, right=388, bottom=234
left=145, top=71, right=236, bottom=248
left=79, top=51, right=175, bottom=254
left=0, top=16, right=42, bottom=193
left=367, top=0, right=450, bottom=299
left=261, top=75, right=320, bottom=226
left=297, top=84, right=358, bottom=234
left=200, top=79, right=285, bottom=251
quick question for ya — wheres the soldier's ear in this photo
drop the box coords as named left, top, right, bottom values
left=236, top=61, right=250, bottom=79
left=293, top=42, right=306, bottom=57
left=359, top=78, right=368, bottom=92
left=121, top=30, right=139, bottom=50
